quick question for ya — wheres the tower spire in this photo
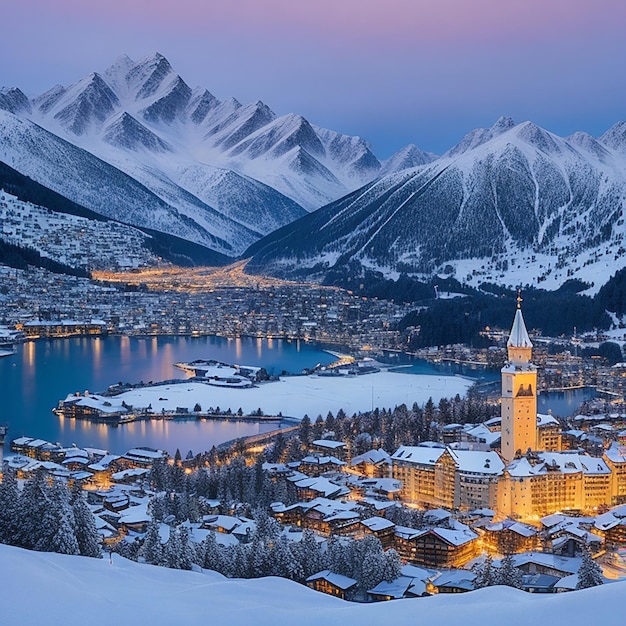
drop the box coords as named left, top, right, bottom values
left=508, top=292, right=532, bottom=351
left=501, top=296, right=538, bottom=463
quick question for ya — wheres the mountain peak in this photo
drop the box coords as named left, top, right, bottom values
left=0, top=87, right=32, bottom=115
left=188, top=88, right=219, bottom=124
left=103, top=111, right=172, bottom=152
left=491, top=116, right=515, bottom=133
left=515, top=121, right=563, bottom=154
left=599, top=121, right=626, bottom=152
left=33, top=85, right=67, bottom=115
left=379, top=143, right=435, bottom=176
left=446, top=119, right=514, bottom=157
left=127, top=53, right=176, bottom=101
left=566, top=131, right=610, bottom=159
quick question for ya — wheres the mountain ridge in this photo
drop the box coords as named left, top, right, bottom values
left=0, top=52, right=430, bottom=256
left=245, top=117, right=626, bottom=295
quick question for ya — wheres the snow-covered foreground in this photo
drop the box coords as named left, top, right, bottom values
left=1, top=544, right=623, bottom=626
left=117, top=370, right=474, bottom=419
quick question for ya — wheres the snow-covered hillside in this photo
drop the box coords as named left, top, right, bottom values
left=246, top=117, right=626, bottom=294
left=0, top=544, right=623, bottom=626
left=0, top=191, right=160, bottom=270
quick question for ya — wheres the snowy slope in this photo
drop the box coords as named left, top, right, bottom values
left=247, top=118, right=626, bottom=293
left=0, top=110, right=241, bottom=255
left=0, top=190, right=160, bottom=270
left=1, top=544, right=623, bottom=626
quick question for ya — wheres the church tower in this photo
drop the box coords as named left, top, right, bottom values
left=500, top=295, right=537, bottom=463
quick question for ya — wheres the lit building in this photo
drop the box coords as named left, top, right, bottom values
left=501, top=295, right=537, bottom=463
left=392, top=298, right=626, bottom=521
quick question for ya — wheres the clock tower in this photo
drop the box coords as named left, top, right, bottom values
left=500, top=295, right=537, bottom=463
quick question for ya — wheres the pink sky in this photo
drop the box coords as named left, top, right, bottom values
left=1, top=0, right=625, bottom=155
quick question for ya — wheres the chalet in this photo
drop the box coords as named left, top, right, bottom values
left=594, top=503, right=626, bottom=548
left=202, top=515, right=255, bottom=541
left=62, top=456, right=91, bottom=472
left=261, top=462, right=293, bottom=478
left=350, top=449, right=391, bottom=478
left=506, top=552, right=582, bottom=578
left=88, top=454, right=121, bottom=484
left=394, top=526, right=428, bottom=563
left=103, top=493, right=131, bottom=513
left=290, top=475, right=348, bottom=500
left=22, top=319, right=107, bottom=339
left=270, top=502, right=308, bottom=527
left=427, top=569, right=476, bottom=594
left=367, top=575, right=426, bottom=601
left=521, top=573, right=560, bottom=593
left=349, top=477, right=402, bottom=500
left=119, top=503, right=150, bottom=534
left=541, top=513, right=603, bottom=556
left=311, top=440, right=347, bottom=461
left=358, top=517, right=395, bottom=547
left=117, top=447, right=167, bottom=470
left=299, top=455, right=346, bottom=477
left=405, top=527, right=479, bottom=569
left=481, top=518, right=538, bottom=555
left=11, top=437, right=51, bottom=458
left=304, top=507, right=360, bottom=536
left=54, top=393, right=130, bottom=422
left=111, top=468, right=150, bottom=485
left=305, top=570, right=357, bottom=600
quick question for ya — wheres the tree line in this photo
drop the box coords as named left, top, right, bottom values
left=0, top=469, right=101, bottom=557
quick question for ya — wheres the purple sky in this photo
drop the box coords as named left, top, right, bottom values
left=2, top=0, right=624, bottom=157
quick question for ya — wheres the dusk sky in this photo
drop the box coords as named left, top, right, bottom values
left=2, top=0, right=625, bottom=157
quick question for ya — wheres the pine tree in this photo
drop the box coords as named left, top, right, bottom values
left=473, top=554, right=495, bottom=588
left=201, top=532, right=223, bottom=574
left=294, top=529, right=325, bottom=580
left=381, top=548, right=402, bottom=583
left=249, top=539, right=270, bottom=577
left=360, top=550, right=386, bottom=593
left=252, top=508, right=281, bottom=544
left=18, top=469, right=53, bottom=550
left=576, top=546, right=604, bottom=589
left=325, top=411, right=335, bottom=434
left=496, top=554, right=523, bottom=588
left=47, top=481, right=79, bottom=555
left=299, top=414, right=311, bottom=445
left=140, top=520, right=164, bottom=566
left=312, top=415, right=325, bottom=440
left=178, top=526, right=196, bottom=570
left=70, top=484, right=101, bottom=558
left=0, top=469, right=20, bottom=545
left=149, top=458, right=170, bottom=491
left=164, top=527, right=184, bottom=569
left=271, top=536, right=301, bottom=580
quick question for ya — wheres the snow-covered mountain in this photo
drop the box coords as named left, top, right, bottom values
left=246, top=118, right=626, bottom=293
left=0, top=53, right=425, bottom=257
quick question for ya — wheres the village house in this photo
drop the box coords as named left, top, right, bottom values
left=305, top=570, right=357, bottom=600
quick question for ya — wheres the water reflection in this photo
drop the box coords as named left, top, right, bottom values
left=25, top=341, right=35, bottom=368
left=93, top=337, right=102, bottom=375
left=0, top=335, right=336, bottom=455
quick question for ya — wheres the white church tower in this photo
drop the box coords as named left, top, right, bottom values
left=501, top=294, right=537, bottom=463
